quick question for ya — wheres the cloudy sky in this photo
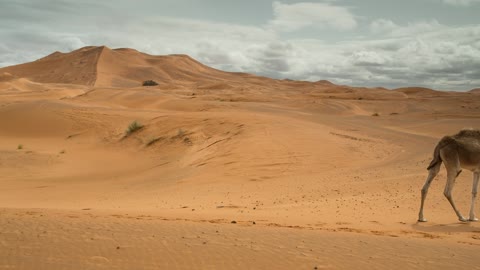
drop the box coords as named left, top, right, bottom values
left=1, top=0, right=479, bottom=90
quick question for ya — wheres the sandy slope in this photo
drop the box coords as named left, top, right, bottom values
left=1, top=46, right=480, bottom=269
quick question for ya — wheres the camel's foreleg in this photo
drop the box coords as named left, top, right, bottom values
left=469, top=172, right=479, bottom=221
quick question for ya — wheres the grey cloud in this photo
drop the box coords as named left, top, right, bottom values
left=0, top=0, right=108, bottom=24
left=442, top=0, right=480, bottom=6
left=245, top=42, right=294, bottom=74
left=263, top=42, right=293, bottom=58
left=195, top=42, right=235, bottom=70
left=350, top=51, right=391, bottom=67
left=285, top=24, right=480, bottom=90
left=369, top=41, right=405, bottom=52
left=260, top=58, right=290, bottom=73
left=268, top=1, right=357, bottom=32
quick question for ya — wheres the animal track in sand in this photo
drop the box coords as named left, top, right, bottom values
left=329, top=132, right=373, bottom=142
left=216, top=205, right=244, bottom=209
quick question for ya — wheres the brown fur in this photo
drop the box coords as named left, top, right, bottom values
left=426, top=129, right=480, bottom=170
left=455, top=129, right=480, bottom=138
left=427, top=136, right=456, bottom=170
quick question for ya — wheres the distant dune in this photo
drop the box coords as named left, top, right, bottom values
left=2, top=46, right=469, bottom=99
left=0, top=72, right=15, bottom=82
left=393, top=86, right=443, bottom=96
left=469, top=88, right=480, bottom=93
left=0, top=46, right=275, bottom=88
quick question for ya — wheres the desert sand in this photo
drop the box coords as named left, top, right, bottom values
left=1, top=46, right=480, bottom=269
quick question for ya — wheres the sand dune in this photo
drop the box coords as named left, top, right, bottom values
left=0, top=72, right=14, bottom=82
left=393, top=86, right=450, bottom=97
left=0, top=47, right=100, bottom=86
left=469, top=88, right=480, bottom=94
left=0, top=46, right=272, bottom=89
left=1, top=46, right=480, bottom=269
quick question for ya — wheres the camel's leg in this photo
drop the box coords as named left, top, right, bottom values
left=418, top=163, right=441, bottom=222
left=444, top=168, right=467, bottom=222
left=468, top=172, right=480, bottom=221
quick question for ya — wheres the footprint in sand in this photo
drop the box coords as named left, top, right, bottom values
left=88, top=256, right=110, bottom=266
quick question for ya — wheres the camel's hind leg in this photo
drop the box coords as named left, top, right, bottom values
left=418, top=162, right=441, bottom=222
left=468, top=172, right=480, bottom=221
left=443, top=156, right=467, bottom=222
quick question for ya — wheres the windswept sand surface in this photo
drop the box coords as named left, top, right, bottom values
left=1, top=209, right=478, bottom=270
left=1, top=46, right=480, bottom=269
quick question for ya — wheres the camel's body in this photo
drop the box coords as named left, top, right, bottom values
left=418, top=129, right=480, bottom=222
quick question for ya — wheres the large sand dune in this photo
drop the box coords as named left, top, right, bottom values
left=1, top=46, right=480, bottom=269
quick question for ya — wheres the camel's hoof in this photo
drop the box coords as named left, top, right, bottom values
left=459, top=217, right=468, bottom=222
left=418, top=218, right=427, bottom=222
left=469, top=217, right=479, bottom=222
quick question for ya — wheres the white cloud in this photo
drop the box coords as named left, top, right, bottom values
left=370, top=19, right=443, bottom=37
left=370, top=19, right=398, bottom=34
left=349, top=51, right=391, bottom=66
left=263, top=22, right=480, bottom=90
left=245, top=42, right=294, bottom=74
left=268, top=1, right=357, bottom=32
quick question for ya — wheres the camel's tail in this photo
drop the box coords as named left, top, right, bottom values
left=426, top=136, right=453, bottom=170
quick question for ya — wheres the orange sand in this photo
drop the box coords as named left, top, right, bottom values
left=1, top=46, right=480, bottom=269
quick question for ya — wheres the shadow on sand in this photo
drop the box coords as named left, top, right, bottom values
left=412, top=221, right=480, bottom=233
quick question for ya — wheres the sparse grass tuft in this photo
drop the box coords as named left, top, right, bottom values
left=372, top=112, right=380, bottom=117
left=170, top=128, right=192, bottom=145
left=125, top=121, right=144, bottom=136
left=60, top=150, right=66, bottom=154
left=17, top=144, right=23, bottom=150
left=171, top=128, right=188, bottom=141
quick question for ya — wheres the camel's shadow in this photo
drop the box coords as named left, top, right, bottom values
left=412, top=221, right=480, bottom=233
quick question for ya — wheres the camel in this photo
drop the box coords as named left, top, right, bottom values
left=418, top=129, right=480, bottom=222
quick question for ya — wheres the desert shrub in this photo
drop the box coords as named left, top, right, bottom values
left=142, top=80, right=159, bottom=86
left=372, top=112, right=380, bottom=117
left=17, top=144, right=23, bottom=150
left=126, top=121, right=143, bottom=135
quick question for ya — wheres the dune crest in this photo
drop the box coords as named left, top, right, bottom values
left=0, top=72, right=14, bottom=82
